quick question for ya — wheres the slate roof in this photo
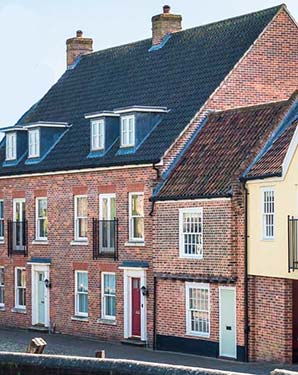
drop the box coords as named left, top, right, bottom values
left=0, top=5, right=284, bottom=176
left=246, top=120, right=298, bottom=179
left=155, top=98, right=294, bottom=200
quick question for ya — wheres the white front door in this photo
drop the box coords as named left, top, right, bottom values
left=219, top=287, right=237, bottom=358
left=37, top=272, right=46, bottom=325
left=31, top=264, right=50, bottom=327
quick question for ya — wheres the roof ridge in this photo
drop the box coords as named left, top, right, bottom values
left=83, top=4, right=284, bottom=59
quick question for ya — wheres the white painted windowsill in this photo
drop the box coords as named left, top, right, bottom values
left=124, top=241, right=145, bottom=247
left=0, top=306, right=5, bottom=312
left=11, top=307, right=26, bottom=314
left=96, top=318, right=116, bottom=326
left=70, top=240, right=89, bottom=246
left=32, top=240, right=49, bottom=245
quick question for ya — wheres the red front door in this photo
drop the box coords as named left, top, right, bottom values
left=131, top=278, right=141, bottom=337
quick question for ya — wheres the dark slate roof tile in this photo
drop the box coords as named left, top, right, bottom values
left=0, top=5, right=283, bottom=176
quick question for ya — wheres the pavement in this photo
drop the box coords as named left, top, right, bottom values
left=0, top=327, right=298, bottom=375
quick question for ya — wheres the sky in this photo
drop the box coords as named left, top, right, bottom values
left=1, top=0, right=298, bottom=128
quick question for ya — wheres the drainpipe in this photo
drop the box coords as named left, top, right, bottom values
left=153, top=276, right=157, bottom=350
left=242, top=180, right=250, bottom=362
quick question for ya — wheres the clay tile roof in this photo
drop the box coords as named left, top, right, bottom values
left=246, top=120, right=298, bottom=179
left=156, top=98, right=293, bottom=200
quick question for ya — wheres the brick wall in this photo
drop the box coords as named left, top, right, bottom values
left=153, top=199, right=234, bottom=277
left=248, top=275, right=293, bottom=363
left=163, top=8, right=298, bottom=172
left=0, top=166, right=156, bottom=343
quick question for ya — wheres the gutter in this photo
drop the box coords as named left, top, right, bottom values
left=150, top=193, right=232, bottom=202
left=153, top=276, right=157, bottom=350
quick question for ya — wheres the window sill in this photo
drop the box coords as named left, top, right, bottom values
left=11, top=307, right=26, bottom=314
left=125, top=241, right=145, bottom=247
left=0, top=240, right=4, bottom=245
left=0, top=306, right=5, bottom=312
left=70, top=240, right=89, bottom=246
left=96, top=318, right=116, bottom=325
left=71, top=315, right=89, bottom=322
left=32, top=240, right=48, bottom=245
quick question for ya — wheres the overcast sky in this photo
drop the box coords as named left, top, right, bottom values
left=1, top=0, right=297, bottom=128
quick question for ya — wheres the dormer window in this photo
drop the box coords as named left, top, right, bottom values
left=28, top=129, right=40, bottom=158
left=121, top=115, right=135, bottom=148
left=91, top=119, right=105, bottom=151
left=6, top=132, right=16, bottom=161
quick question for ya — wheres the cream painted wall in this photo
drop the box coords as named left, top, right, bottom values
left=247, top=145, right=298, bottom=279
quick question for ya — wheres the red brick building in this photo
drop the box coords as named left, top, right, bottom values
left=0, top=4, right=298, bottom=362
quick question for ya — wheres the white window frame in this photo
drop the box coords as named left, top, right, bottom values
left=179, top=207, right=203, bottom=259
left=0, top=200, right=4, bottom=241
left=185, top=282, right=210, bottom=337
left=91, top=119, right=105, bottom=151
left=0, top=267, right=4, bottom=308
left=74, top=195, right=88, bottom=241
left=120, top=115, right=135, bottom=148
left=262, top=187, right=275, bottom=240
left=75, top=270, right=88, bottom=317
left=129, top=192, right=144, bottom=242
left=6, top=132, right=16, bottom=161
left=28, top=128, right=40, bottom=158
left=15, top=267, right=26, bottom=310
left=35, top=197, right=48, bottom=241
left=101, top=272, right=116, bottom=320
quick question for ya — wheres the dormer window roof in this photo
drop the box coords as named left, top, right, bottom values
left=114, top=106, right=168, bottom=114
left=6, top=132, right=17, bottom=161
left=28, top=128, right=40, bottom=158
left=120, top=115, right=135, bottom=148
left=91, top=119, right=105, bottom=151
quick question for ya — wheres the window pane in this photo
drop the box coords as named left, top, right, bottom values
left=105, top=295, right=116, bottom=317
left=104, top=274, right=115, bottom=294
left=79, top=294, right=88, bottom=313
left=79, top=218, right=88, bottom=238
left=77, top=272, right=88, bottom=292
left=132, top=194, right=143, bottom=216
left=133, top=217, right=144, bottom=239
left=77, top=197, right=87, bottom=217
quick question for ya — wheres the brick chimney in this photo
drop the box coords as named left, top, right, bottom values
left=151, top=5, right=182, bottom=45
left=66, top=30, right=93, bottom=68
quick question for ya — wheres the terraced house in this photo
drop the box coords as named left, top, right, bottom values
left=0, top=3, right=298, bottom=363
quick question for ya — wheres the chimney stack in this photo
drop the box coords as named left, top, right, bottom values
left=151, top=5, right=182, bottom=45
left=66, top=30, right=93, bottom=68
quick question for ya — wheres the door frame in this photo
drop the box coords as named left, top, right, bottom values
left=219, top=286, right=237, bottom=359
left=31, top=264, right=50, bottom=327
left=122, top=267, right=147, bottom=341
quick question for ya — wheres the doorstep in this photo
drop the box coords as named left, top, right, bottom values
left=28, top=325, right=49, bottom=333
left=121, top=338, right=146, bottom=347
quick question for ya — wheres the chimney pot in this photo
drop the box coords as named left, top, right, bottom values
left=66, top=31, right=93, bottom=68
left=151, top=6, right=182, bottom=46
left=163, top=5, right=171, bottom=14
